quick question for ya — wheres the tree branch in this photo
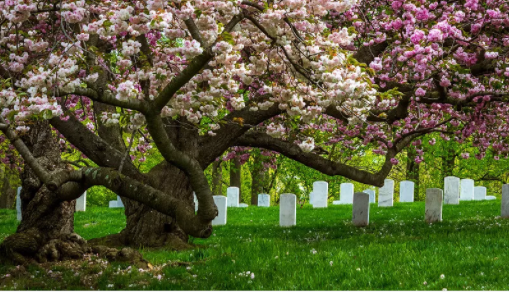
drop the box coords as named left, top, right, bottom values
left=235, top=131, right=396, bottom=186
left=152, top=13, right=245, bottom=112
left=72, top=87, right=148, bottom=114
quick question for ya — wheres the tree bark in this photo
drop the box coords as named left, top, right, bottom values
left=0, top=121, right=89, bottom=264
left=88, top=118, right=201, bottom=250
left=442, top=144, right=456, bottom=178
left=89, top=162, right=194, bottom=249
left=230, top=157, right=242, bottom=202
left=406, top=150, right=420, bottom=200
left=0, top=167, right=16, bottom=209
left=250, top=152, right=266, bottom=206
left=0, top=122, right=149, bottom=266
left=53, top=113, right=208, bottom=250
left=211, top=160, right=222, bottom=196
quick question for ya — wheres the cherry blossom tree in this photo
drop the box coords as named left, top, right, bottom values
left=0, top=0, right=481, bottom=263
left=328, top=0, right=509, bottom=164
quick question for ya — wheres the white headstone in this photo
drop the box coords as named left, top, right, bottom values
left=460, top=179, right=474, bottom=201
left=474, top=186, right=487, bottom=201
left=312, top=181, right=328, bottom=208
left=309, top=192, right=315, bottom=206
left=425, top=188, right=443, bottom=223
left=75, top=192, right=87, bottom=212
left=117, top=196, right=124, bottom=208
left=444, top=176, right=460, bottom=205
left=212, top=196, right=227, bottom=226
left=194, top=192, right=198, bottom=212
left=280, top=193, right=296, bottom=227
left=339, top=183, right=354, bottom=204
left=502, top=185, right=509, bottom=218
left=399, top=181, right=415, bottom=202
left=258, top=194, right=270, bottom=207
left=352, top=192, right=370, bottom=227
left=313, top=192, right=328, bottom=208
left=239, top=203, right=248, bottom=208
left=363, top=189, right=376, bottom=203
left=16, top=187, right=22, bottom=221
left=485, top=195, right=496, bottom=200
left=378, top=179, right=394, bottom=207
left=332, top=200, right=342, bottom=205
left=109, top=195, right=124, bottom=208
left=227, top=187, right=239, bottom=207
left=109, top=200, right=119, bottom=208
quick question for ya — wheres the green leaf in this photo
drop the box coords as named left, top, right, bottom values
left=221, top=31, right=235, bottom=45
left=103, top=20, right=113, bottom=29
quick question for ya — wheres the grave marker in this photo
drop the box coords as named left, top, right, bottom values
left=280, top=194, right=296, bottom=227
left=309, top=192, right=315, bottom=205
left=312, top=181, right=328, bottom=208
left=211, top=196, right=227, bottom=226
left=474, top=186, right=487, bottom=201
left=444, top=176, right=460, bottom=205
left=75, top=191, right=87, bottom=212
left=258, top=194, right=270, bottom=207
left=352, top=192, right=370, bottom=227
left=399, top=181, right=415, bottom=202
left=378, top=179, right=394, bottom=207
left=425, top=188, right=443, bottom=223
left=502, top=185, right=509, bottom=218
left=117, top=196, right=124, bottom=208
left=339, top=183, right=354, bottom=204
left=109, top=196, right=124, bottom=208
left=363, top=189, right=376, bottom=203
left=460, top=179, right=474, bottom=201
left=227, top=187, right=240, bottom=207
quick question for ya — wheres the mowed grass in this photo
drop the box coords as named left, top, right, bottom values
left=1, top=200, right=509, bottom=290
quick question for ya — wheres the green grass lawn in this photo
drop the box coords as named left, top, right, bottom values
left=1, top=200, right=509, bottom=290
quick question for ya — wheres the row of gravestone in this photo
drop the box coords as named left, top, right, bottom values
left=310, top=178, right=496, bottom=208
left=14, top=177, right=500, bottom=224
left=211, top=185, right=509, bottom=227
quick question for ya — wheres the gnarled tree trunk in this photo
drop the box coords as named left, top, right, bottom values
left=0, top=121, right=89, bottom=264
left=0, top=121, right=148, bottom=266
left=89, top=118, right=199, bottom=250
left=90, top=162, right=194, bottom=249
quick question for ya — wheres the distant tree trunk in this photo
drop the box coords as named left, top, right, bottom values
left=406, top=150, right=420, bottom=200
left=442, top=145, right=456, bottom=178
left=0, top=167, right=16, bottom=209
left=230, top=157, right=242, bottom=202
left=211, top=160, right=222, bottom=195
left=250, top=152, right=266, bottom=206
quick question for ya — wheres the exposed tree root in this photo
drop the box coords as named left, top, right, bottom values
left=0, top=230, right=148, bottom=268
